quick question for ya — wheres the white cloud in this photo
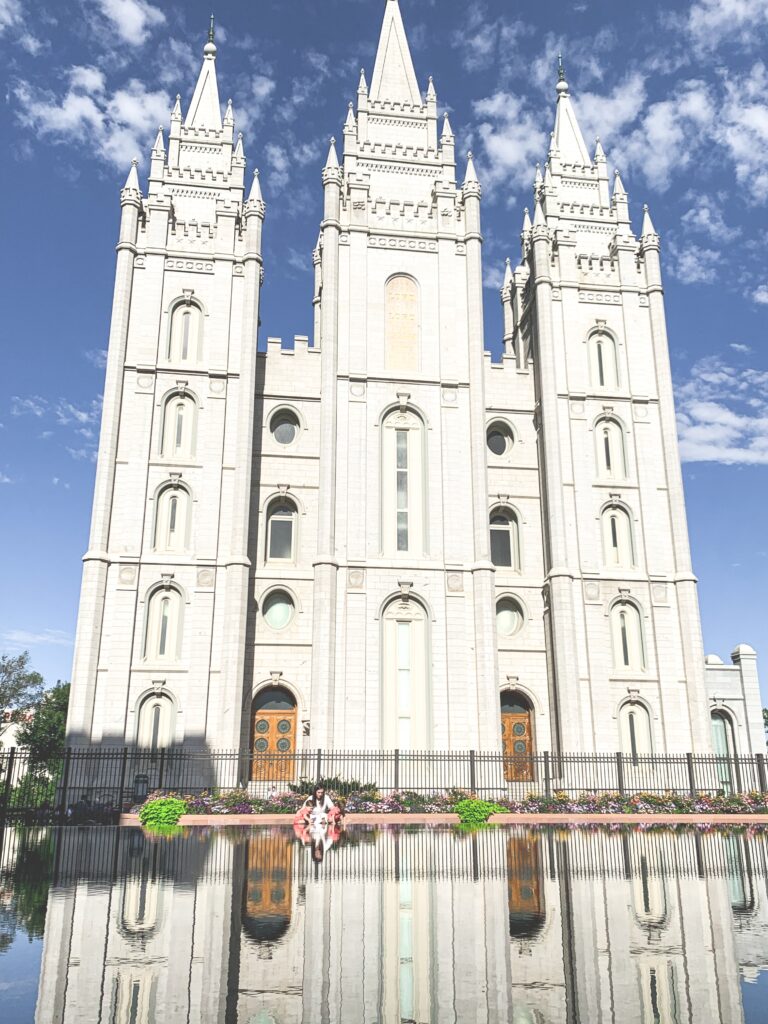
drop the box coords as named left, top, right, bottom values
left=84, top=348, right=108, bottom=369
left=680, top=195, right=740, bottom=242
left=235, top=74, right=277, bottom=136
left=689, top=0, right=768, bottom=52
left=93, top=0, right=164, bottom=47
left=753, top=284, right=768, bottom=304
left=676, top=356, right=768, bottom=464
left=472, top=92, right=547, bottom=195
left=14, top=66, right=171, bottom=169
left=715, top=63, right=768, bottom=203
left=0, top=472, right=11, bottom=484
left=0, top=0, right=20, bottom=33
left=1, top=628, right=73, bottom=649
left=576, top=73, right=647, bottom=146
left=667, top=240, right=719, bottom=285
left=730, top=343, right=752, bottom=353
left=11, top=395, right=47, bottom=417
left=452, top=4, right=529, bottom=73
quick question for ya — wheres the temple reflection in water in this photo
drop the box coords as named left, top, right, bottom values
left=31, top=826, right=768, bottom=1023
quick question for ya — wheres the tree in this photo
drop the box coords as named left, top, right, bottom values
left=15, top=683, right=70, bottom=775
left=0, top=652, right=44, bottom=717
left=764, top=708, right=768, bottom=742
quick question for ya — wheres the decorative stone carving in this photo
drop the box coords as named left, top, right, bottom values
left=350, top=381, right=366, bottom=399
left=118, top=565, right=137, bottom=585
left=348, top=569, right=365, bottom=590
left=197, top=569, right=215, bottom=588
left=137, top=375, right=154, bottom=390
left=446, top=573, right=463, bottom=593
left=652, top=583, right=668, bottom=604
left=579, top=291, right=622, bottom=305
left=584, top=581, right=600, bottom=601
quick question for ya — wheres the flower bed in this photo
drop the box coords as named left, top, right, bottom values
left=131, top=787, right=768, bottom=819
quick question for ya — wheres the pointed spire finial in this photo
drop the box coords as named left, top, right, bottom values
left=522, top=207, right=532, bottom=232
left=441, top=111, right=454, bottom=142
left=533, top=195, right=546, bottom=228
left=464, top=150, right=479, bottom=186
left=427, top=76, right=437, bottom=101
left=613, top=168, right=627, bottom=196
left=358, top=68, right=368, bottom=94
left=594, top=136, right=606, bottom=161
left=209, top=14, right=215, bottom=42
left=204, top=13, right=217, bottom=57
left=641, top=203, right=658, bottom=237
left=558, top=54, right=566, bottom=82
left=324, top=136, right=340, bottom=171
left=503, top=257, right=513, bottom=288
left=248, top=168, right=263, bottom=203
left=123, top=158, right=141, bottom=192
left=152, top=125, right=165, bottom=154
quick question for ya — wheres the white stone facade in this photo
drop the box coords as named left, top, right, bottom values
left=66, top=2, right=762, bottom=757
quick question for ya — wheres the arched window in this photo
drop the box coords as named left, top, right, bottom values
left=385, top=275, right=420, bottom=373
left=144, top=587, right=183, bottom=662
left=496, top=598, right=524, bottom=637
left=596, top=418, right=627, bottom=480
left=589, top=331, right=619, bottom=389
left=153, top=485, right=191, bottom=553
left=121, top=859, right=162, bottom=936
left=611, top=601, right=645, bottom=672
left=161, top=394, right=196, bottom=460
left=167, top=300, right=203, bottom=363
left=381, top=409, right=426, bottom=556
left=632, top=854, right=667, bottom=930
left=490, top=509, right=521, bottom=570
left=619, top=701, right=653, bottom=763
left=711, top=710, right=738, bottom=793
left=266, top=498, right=298, bottom=563
left=381, top=597, right=430, bottom=749
left=601, top=506, right=634, bottom=569
left=136, top=693, right=175, bottom=750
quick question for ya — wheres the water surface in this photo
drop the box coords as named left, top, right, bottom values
left=1, top=824, right=767, bottom=1022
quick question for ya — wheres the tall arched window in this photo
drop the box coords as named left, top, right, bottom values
left=161, top=394, right=196, bottom=460
left=381, top=409, right=426, bottom=556
left=385, top=275, right=420, bottom=373
left=144, top=587, right=183, bottom=662
left=266, top=498, right=298, bottom=563
left=711, top=710, right=738, bottom=793
left=619, top=701, right=653, bottom=763
left=589, top=331, right=619, bottom=389
left=632, top=854, right=667, bottom=930
left=136, top=693, right=175, bottom=750
left=596, top=418, right=627, bottom=480
left=167, top=300, right=203, bottom=364
left=611, top=601, right=645, bottom=672
left=490, top=509, right=521, bottom=570
left=381, top=597, right=430, bottom=749
left=601, top=506, right=634, bottom=569
left=153, top=485, right=191, bottom=553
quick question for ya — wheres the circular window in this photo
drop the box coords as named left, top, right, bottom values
left=277, top=719, right=292, bottom=734
left=254, top=738, right=269, bottom=752
left=514, top=740, right=527, bottom=753
left=496, top=598, right=524, bottom=636
left=277, top=738, right=291, bottom=752
left=487, top=422, right=514, bottom=457
left=255, top=719, right=269, bottom=734
left=262, top=590, right=295, bottom=630
left=270, top=410, right=300, bottom=446
left=513, top=723, right=526, bottom=737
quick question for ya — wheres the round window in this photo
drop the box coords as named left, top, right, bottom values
left=270, top=410, right=300, bottom=446
left=496, top=598, right=524, bottom=636
left=514, top=740, right=527, bottom=753
left=487, top=422, right=514, bottom=457
left=277, top=719, right=292, bottom=734
left=254, top=738, right=269, bottom=752
left=255, top=719, right=269, bottom=734
left=277, top=738, right=291, bottom=752
left=262, top=590, right=295, bottom=630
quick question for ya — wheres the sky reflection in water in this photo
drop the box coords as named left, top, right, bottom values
left=1, top=825, right=767, bottom=1023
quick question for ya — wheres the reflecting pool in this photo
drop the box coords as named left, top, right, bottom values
left=1, top=825, right=767, bottom=1023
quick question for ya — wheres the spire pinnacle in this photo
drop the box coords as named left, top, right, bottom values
left=204, top=13, right=216, bottom=57
left=224, top=97, right=234, bottom=126
left=325, top=136, right=340, bottom=170
left=187, top=21, right=222, bottom=130
left=152, top=126, right=165, bottom=154
left=370, top=0, right=421, bottom=105
left=533, top=195, right=546, bottom=228
left=358, top=67, right=368, bottom=94
left=426, top=76, right=436, bottom=102
left=503, top=257, right=513, bottom=287
left=594, top=136, right=606, bottom=162
left=345, top=102, right=356, bottom=129
left=123, top=159, right=140, bottom=192
left=558, top=53, right=566, bottom=83
left=233, top=132, right=244, bottom=160
left=613, top=168, right=627, bottom=197
left=552, top=59, right=591, bottom=165
left=171, top=94, right=182, bottom=119
left=464, top=150, right=479, bottom=185
left=441, top=111, right=454, bottom=141
left=248, top=168, right=263, bottom=203
left=641, top=203, right=658, bottom=237
left=522, top=207, right=532, bottom=233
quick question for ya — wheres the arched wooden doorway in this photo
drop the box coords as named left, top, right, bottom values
left=501, top=691, right=535, bottom=782
left=507, top=836, right=545, bottom=940
left=251, top=686, right=297, bottom=783
left=242, top=833, right=294, bottom=945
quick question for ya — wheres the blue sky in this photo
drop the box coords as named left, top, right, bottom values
left=0, top=0, right=766, bottom=702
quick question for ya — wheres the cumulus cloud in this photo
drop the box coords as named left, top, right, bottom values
left=688, top=0, right=768, bottom=52
left=0, top=472, right=12, bottom=484
left=11, top=395, right=47, bottom=417
left=452, top=4, right=529, bottom=73
left=715, top=63, right=768, bottom=203
left=93, top=0, right=165, bottom=47
left=576, top=72, right=647, bottom=146
left=84, top=348, right=108, bottom=369
left=471, top=92, right=547, bottom=195
left=730, top=343, right=752, bottom=353
left=0, top=0, right=20, bottom=33
left=676, top=356, right=768, bottom=464
left=667, top=240, right=720, bottom=285
left=680, top=194, right=741, bottom=243
left=14, top=65, right=171, bottom=169
left=753, top=284, right=768, bottom=304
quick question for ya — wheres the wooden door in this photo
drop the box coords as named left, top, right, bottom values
left=507, top=837, right=544, bottom=938
left=251, top=707, right=297, bottom=782
left=242, top=835, right=293, bottom=944
left=502, top=711, right=534, bottom=782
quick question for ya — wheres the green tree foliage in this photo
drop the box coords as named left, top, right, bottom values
left=15, top=682, right=70, bottom=774
left=0, top=652, right=44, bottom=723
left=763, top=707, right=768, bottom=742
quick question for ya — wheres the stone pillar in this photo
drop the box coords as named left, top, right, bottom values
left=462, top=169, right=501, bottom=751
left=310, top=146, right=343, bottom=748
left=67, top=170, right=141, bottom=745
left=731, top=644, right=763, bottom=755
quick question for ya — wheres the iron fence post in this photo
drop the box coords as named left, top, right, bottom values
left=0, top=748, right=16, bottom=820
left=757, top=753, right=768, bottom=795
left=59, top=747, right=72, bottom=820
left=686, top=753, right=697, bottom=798
left=316, top=748, right=322, bottom=783
left=544, top=751, right=551, bottom=798
left=117, top=747, right=129, bottom=813
left=158, top=749, right=166, bottom=791
left=394, top=749, right=400, bottom=792
left=469, top=750, right=477, bottom=794
left=733, top=755, right=744, bottom=795
left=615, top=752, right=625, bottom=797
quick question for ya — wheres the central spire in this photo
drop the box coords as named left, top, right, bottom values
left=552, top=59, right=591, bottom=166
left=186, top=18, right=222, bottom=130
left=370, top=0, right=421, bottom=106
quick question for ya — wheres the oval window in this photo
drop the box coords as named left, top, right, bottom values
left=262, top=590, right=295, bottom=630
left=496, top=597, right=524, bottom=637
left=270, top=410, right=300, bottom=446
left=487, top=422, right=514, bottom=457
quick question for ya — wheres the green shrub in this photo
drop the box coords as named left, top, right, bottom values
left=454, top=798, right=505, bottom=828
left=288, top=775, right=379, bottom=798
left=138, top=796, right=187, bottom=829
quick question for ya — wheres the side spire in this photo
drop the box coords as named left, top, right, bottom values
left=641, top=203, right=658, bottom=237
left=324, top=136, right=340, bottom=171
left=552, top=57, right=591, bottom=166
left=186, top=18, right=222, bottom=130
left=441, top=112, right=454, bottom=142
left=122, top=159, right=141, bottom=194
left=370, top=0, right=421, bottom=106
left=463, top=150, right=479, bottom=186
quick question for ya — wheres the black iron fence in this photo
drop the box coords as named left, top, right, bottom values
left=1, top=746, right=767, bottom=821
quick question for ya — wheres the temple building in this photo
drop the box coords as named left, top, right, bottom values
left=65, top=1, right=763, bottom=761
